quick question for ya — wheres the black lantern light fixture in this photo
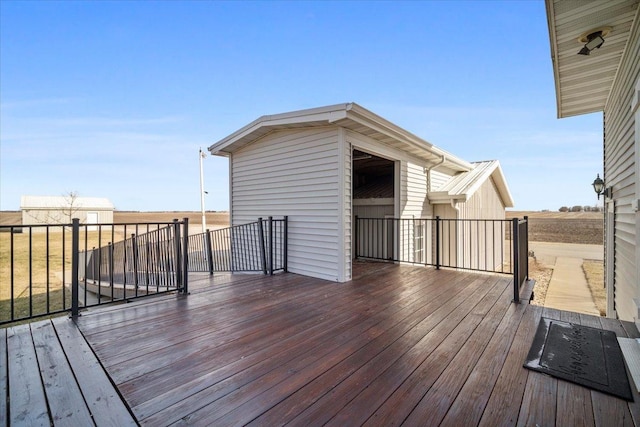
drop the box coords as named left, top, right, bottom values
left=577, top=27, right=611, bottom=55
left=592, top=174, right=610, bottom=200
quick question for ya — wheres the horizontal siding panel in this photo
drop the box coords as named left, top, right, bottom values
left=231, top=127, right=341, bottom=281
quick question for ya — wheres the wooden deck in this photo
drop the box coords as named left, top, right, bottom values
left=3, top=262, right=640, bottom=426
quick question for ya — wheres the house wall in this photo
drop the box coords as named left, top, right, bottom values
left=605, top=15, right=639, bottom=322
left=230, top=126, right=346, bottom=282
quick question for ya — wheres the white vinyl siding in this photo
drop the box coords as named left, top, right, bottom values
left=230, top=127, right=342, bottom=281
left=604, top=15, right=639, bottom=322
left=430, top=170, right=451, bottom=192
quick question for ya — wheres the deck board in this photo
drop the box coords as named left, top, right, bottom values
left=7, top=323, right=50, bottom=426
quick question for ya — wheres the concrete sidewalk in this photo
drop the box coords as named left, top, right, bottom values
left=544, top=257, right=600, bottom=316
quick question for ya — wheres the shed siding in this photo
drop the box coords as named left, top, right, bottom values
left=230, top=127, right=342, bottom=281
left=21, top=209, right=113, bottom=226
left=458, top=178, right=506, bottom=220
left=605, top=16, right=639, bottom=322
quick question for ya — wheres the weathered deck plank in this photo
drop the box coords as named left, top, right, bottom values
left=7, top=323, right=49, bottom=426
left=52, top=317, right=137, bottom=427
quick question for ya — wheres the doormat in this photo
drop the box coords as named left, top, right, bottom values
left=524, top=318, right=633, bottom=401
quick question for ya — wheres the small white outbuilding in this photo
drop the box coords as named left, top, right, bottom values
left=209, top=103, right=513, bottom=282
left=21, top=195, right=114, bottom=227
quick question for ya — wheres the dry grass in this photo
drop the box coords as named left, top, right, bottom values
left=0, top=229, right=125, bottom=322
left=583, top=259, right=606, bottom=316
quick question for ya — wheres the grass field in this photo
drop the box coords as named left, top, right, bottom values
left=506, top=210, right=603, bottom=244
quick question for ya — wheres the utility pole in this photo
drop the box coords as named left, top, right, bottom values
left=199, top=148, right=207, bottom=233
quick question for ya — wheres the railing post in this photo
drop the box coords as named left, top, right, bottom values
left=71, top=218, right=80, bottom=318
left=257, top=218, right=267, bottom=275
left=435, top=216, right=441, bottom=270
left=173, top=219, right=182, bottom=290
left=205, top=229, right=214, bottom=275
left=524, top=215, right=529, bottom=280
left=283, top=216, right=288, bottom=272
left=132, top=233, right=138, bottom=297
left=512, top=217, right=520, bottom=303
left=354, top=215, right=359, bottom=259
left=268, top=216, right=274, bottom=275
left=182, top=218, right=189, bottom=294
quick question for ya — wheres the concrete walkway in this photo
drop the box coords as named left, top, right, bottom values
left=544, top=257, right=600, bottom=316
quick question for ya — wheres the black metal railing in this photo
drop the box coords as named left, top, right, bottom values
left=1, top=219, right=189, bottom=325
left=188, top=216, right=288, bottom=275
left=355, top=216, right=529, bottom=302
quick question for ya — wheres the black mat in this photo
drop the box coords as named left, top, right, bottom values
left=524, top=317, right=633, bottom=401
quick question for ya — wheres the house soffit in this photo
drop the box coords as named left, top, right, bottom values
left=546, top=0, right=639, bottom=118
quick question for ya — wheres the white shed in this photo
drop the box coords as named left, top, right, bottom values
left=21, top=195, right=114, bottom=227
left=209, top=103, right=513, bottom=282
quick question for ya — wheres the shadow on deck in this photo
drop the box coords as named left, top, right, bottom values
left=3, top=262, right=639, bottom=426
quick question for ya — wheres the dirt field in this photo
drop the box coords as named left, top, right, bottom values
left=3, top=210, right=603, bottom=244
left=506, top=210, right=603, bottom=244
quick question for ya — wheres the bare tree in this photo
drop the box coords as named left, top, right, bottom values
left=61, top=191, right=81, bottom=223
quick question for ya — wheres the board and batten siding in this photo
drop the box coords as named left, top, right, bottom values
left=230, top=127, right=344, bottom=282
left=604, top=15, right=639, bottom=322
left=432, top=178, right=506, bottom=271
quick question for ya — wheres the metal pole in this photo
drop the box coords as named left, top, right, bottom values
left=205, top=230, right=214, bottom=275
left=199, top=148, right=207, bottom=234
left=71, top=218, right=80, bottom=318
left=182, top=218, right=189, bottom=294
left=512, top=217, right=520, bottom=303
left=435, top=216, right=441, bottom=270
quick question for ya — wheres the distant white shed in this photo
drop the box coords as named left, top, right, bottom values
left=20, top=195, right=114, bottom=227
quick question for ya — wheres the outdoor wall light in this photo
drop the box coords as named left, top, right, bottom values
left=577, top=27, right=610, bottom=55
left=592, top=174, right=611, bottom=200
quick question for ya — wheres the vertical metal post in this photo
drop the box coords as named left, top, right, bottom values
left=182, top=218, right=189, bottom=294
left=132, top=233, right=138, bottom=297
left=173, top=219, right=182, bottom=290
left=354, top=215, right=359, bottom=259
left=283, top=216, right=288, bottom=272
left=435, top=216, right=441, bottom=270
left=512, top=217, right=520, bottom=303
left=71, top=218, right=80, bottom=318
left=257, top=218, right=267, bottom=275
left=268, top=216, right=274, bottom=275
left=205, top=229, right=214, bottom=275
left=524, top=215, right=529, bottom=280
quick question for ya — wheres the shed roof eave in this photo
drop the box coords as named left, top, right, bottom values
left=208, top=103, right=473, bottom=172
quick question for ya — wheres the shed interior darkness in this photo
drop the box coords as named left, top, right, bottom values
left=352, top=149, right=394, bottom=199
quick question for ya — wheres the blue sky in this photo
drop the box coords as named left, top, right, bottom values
left=1, top=1, right=603, bottom=212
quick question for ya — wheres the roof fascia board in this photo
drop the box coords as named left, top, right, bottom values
left=208, top=103, right=351, bottom=154
left=345, top=105, right=472, bottom=171
left=545, top=0, right=564, bottom=118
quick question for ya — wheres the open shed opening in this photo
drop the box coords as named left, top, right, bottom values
left=352, top=149, right=395, bottom=202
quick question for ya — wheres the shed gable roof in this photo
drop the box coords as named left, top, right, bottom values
left=20, top=195, right=114, bottom=210
left=208, top=103, right=473, bottom=173
left=428, top=160, right=514, bottom=208
left=545, top=0, right=639, bottom=117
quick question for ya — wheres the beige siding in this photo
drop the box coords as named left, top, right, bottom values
left=605, top=15, right=639, bottom=322
left=457, top=178, right=506, bottom=220
left=432, top=179, right=506, bottom=271
left=21, top=209, right=113, bottom=226
left=231, top=127, right=342, bottom=281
